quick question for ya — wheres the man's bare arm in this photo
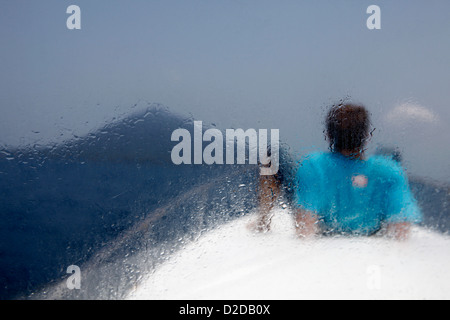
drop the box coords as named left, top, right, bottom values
left=253, top=174, right=280, bottom=232
left=294, top=208, right=319, bottom=238
left=386, top=222, right=411, bottom=240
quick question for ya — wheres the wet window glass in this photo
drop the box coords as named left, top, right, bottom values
left=1, top=1, right=449, bottom=300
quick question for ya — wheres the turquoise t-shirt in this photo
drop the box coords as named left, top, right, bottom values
left=294, top=152, right=422, bottom=235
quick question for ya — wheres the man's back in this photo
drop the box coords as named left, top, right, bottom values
left=294, top=152, right=422, bottom=235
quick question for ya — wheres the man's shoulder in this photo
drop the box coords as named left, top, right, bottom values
left=301, top=151, right=331, bottom=163
left=296, top=151, right=334, bottom=175
left=366, top=154, right=405, bottom=180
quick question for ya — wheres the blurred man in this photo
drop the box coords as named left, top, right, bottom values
left=255, top=103, right=422, bottom=240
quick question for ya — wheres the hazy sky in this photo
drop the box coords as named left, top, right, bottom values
left=1, top=0, right=449, bottom=181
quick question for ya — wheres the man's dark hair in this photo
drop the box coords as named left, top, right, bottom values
left=325, top=103, right=371, bottom=154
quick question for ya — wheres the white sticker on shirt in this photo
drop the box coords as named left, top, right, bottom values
left=352, top=174, right=368, bottom=188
